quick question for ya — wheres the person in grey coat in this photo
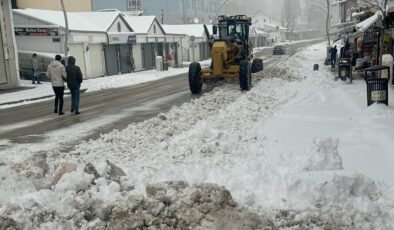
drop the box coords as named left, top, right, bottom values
left=31, top=53, right=41, bottom=84
left=47, top=55, right=67, bottom=115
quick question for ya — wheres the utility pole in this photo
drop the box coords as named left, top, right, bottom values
left=161, top=9, right=164, bottom=24
left=60, top=0, right=69, bottom=66
left=181, top=0, right=186, bottom=24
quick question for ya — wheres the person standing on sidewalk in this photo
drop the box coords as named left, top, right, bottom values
left=65, top=56, right=83, bottom=115
left=47, top=55, right=67, bottom=115
left=31, top=53, right=41, bottom=84
left=330, top=45, right=338, bottom=68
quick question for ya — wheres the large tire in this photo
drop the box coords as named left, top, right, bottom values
left=239, top=60, right=251, bottom=91
left=251, top=58, right=264, bottom=73
left=189, top=62, right=202, bottom=94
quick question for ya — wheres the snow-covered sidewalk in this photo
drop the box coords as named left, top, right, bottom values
left=0, top=61, right=212, bottom=109
left=1, top=42, right=394, bottom=229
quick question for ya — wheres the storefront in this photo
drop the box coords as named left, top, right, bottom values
left=162, top=24, right=211, bottom=63
left=0, top=0, right=19, bottom=89
left=104, top=32, right=136, bottom=76
left=347, top=10, right=383, bottom=69
left=13, top=9, right=110, bottom=78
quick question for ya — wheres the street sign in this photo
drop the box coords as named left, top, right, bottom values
left=14, top=27, right=59, bottom=36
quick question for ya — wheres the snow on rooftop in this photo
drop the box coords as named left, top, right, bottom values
left=76, top=11, right=121, bottom=32
left=123, top=15, right=157, bottom=34
left=162, top=24, right=212, bottom=38
left=13, top=9, right=120, bottom=33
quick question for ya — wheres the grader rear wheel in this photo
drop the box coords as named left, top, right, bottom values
left=239, top=60, right=252, bottom=91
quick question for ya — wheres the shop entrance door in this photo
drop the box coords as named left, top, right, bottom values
left=142, top=43, right=155, bottom=70
left=104, top=45, right=118, bottom=76
left=119, top=44, right=132, bottom=74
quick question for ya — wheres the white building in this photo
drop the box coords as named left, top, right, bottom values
left=0, top=0, right=19, bottom=90
left=13, top=9, right=135, bottom=78
left=162, top=24, right=211, bottom=63
left=124, top=15, right=185, bottom=71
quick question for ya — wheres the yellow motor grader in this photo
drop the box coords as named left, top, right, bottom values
left=188, top=15, right=263, bottom=94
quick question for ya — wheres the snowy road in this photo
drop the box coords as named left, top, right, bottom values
left=0, top=41, right=317, bottom=154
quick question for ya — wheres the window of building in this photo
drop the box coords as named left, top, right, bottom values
left=117, top=22, right=122, bottom=32
left=128, top=0, right=141, bottom=10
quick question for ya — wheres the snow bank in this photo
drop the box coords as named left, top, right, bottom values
left=2, top=42, right=394, bottom=229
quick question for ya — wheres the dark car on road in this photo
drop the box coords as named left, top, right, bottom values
left=273, top=45, right=286, bottom=55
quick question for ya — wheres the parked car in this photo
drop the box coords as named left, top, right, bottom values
left=273, top=45, right=286, bottom=55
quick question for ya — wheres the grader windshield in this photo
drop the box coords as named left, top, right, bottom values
left=217, top=15, right=251, bottom=41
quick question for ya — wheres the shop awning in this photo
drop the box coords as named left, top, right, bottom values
left=348, top=31, right=363, bottom=39
left=331, top=21, right=358, bottom=28
left=355, top=11, right=383, bottom=32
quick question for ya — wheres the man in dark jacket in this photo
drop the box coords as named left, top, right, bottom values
left=65, top=56, right=83, bottom=115
left=330, top=45, right=337, bottom=68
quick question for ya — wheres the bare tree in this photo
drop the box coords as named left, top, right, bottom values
left=281, top=0, right=301, bottom=31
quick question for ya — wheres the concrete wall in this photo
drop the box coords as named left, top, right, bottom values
left=0, top=0, right=20, bottom=89
left=148, top=20, right=165, bottom=36
left=108, top=17, right=130, bottom=33
left=17, top=0, right=92, bottom=12
left=16, top=36, right=62, bottom=53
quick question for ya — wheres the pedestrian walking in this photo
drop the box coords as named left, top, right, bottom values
left=31, top=53, right=41, bottom=84
left=47, top=55, right=67, bottom=115
left=65, top=56, right=83, bottom=115
left=330, top=45, right=338, bottom=68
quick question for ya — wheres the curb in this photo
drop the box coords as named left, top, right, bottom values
left=0, top=88, right=88, bottom=107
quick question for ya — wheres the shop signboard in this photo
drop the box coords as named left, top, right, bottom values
left=108, top=33, right=137, bottom=45
left=14, top=27, right=59, bottom=36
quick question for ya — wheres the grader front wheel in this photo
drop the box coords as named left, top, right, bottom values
left=189, top=62, right=202, bottom=94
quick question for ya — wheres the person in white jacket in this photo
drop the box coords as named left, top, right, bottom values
left=47, top=55, right=67, bottom=115
left=31, top=53, right=41, bottom=84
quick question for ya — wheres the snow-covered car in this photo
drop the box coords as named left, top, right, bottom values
left=273, top=45, right=286, bottom=55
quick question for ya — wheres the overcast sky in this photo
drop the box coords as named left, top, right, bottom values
left=245, top=0, right=284, bottom=21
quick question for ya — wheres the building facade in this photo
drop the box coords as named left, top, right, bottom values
left=0, top=0, right=19, bottom=89
left=92, top=0, right=226, bottom=24
left=13, top=9, right=135, bottom=78
left=15, top=0, right=92, bottom=12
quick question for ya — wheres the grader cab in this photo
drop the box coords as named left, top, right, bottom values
left=188, top=15, right=264, bottom=94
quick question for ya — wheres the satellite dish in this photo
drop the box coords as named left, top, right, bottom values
left=190, top=36, right=196, bottom=42
left=194, top=17, right=199, bottom=24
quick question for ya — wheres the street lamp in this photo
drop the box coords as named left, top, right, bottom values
left=214, top=0, right=230, bottom=23
left=306, top=0, right=331, bottom=47
left=251, top=9, right=265, bottom=19
left=60, top=0, right=69, bottom=66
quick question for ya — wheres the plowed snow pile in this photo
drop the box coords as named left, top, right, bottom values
left=1, top=43, right=394, bottom=229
